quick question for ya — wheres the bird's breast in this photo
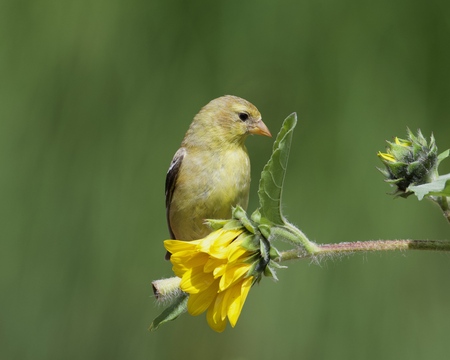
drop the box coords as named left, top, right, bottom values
left=170, top=147, right=251, bottom=240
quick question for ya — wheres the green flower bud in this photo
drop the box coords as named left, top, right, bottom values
left=378, top=129, right=438, bottom=196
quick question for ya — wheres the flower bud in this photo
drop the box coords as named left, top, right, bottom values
left=378, top=129, right=438, bottom=196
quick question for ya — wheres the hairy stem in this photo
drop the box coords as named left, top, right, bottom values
left=278, top=239, right=450, bottom=262
left=271, top=224, right=320, bottom=254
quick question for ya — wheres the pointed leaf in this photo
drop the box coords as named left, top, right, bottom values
left=149, top=293, right=188, bottom=331
left=258, top=113, right=297, bottom=225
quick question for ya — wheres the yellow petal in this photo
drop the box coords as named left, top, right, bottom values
left=164, top=239, right=200, bottom=254
left=212, top=291, right=226, bottom=323
left=171, top=263, right=188, bottom=278
left=377, top=151, right=396, bottom=162
left=204, top=256, right=226, bottom=274
left=208, top=229, right=243, bottom=259
left=395, top=137, right=411, bottom=147
left=219, top=263, right=251, bottom=291
left=227, top=244, right=250, bottom=263
left=187, top=279, right=219, bottom=316
left=180, top=266, right=215, bottom=294
left=206, top=297, right=227, bottom=333
left=170, top=251, right=209, bottom=278
left=197, top=229, right=228, bottom=253
left=171, top=251, right=209, bottom=270
left=226, top=277, right=253, bottom=327
left=212, top=263, right=227, bottom=278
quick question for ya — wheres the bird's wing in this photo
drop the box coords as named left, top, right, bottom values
left=165, top=147, right=186, bottom=239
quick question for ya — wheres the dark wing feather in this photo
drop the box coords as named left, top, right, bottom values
left=165, top=147, right=186, bottom=239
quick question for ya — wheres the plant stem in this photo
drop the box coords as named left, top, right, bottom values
left=278, top=239, right=450, bottom=262
left=271, top=223, right=321, bottom=254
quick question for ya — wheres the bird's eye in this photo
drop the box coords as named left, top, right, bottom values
left=239, top=113, right=249, bottom=121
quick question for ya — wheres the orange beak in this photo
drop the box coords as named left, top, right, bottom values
left=249, top=119, right=272, bottom=137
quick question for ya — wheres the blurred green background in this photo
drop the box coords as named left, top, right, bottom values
left=1, top=0, right=450, bottom=359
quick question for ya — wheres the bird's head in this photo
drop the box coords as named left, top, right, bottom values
left=184, top=95, right=271, bottom=147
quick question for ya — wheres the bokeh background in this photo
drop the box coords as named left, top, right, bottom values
left=2, top=0, right=450, bottom=359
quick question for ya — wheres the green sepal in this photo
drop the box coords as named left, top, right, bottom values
left=260, top=237, right=268, bottom=261
left=407, top=174, right=450, bottom=200
left=205, top=218, right=229, bottom=230
left=385, top=178, right=403, bottom=185
left=377, top=167, right=390, bottom=178
left=264, top=263, right=279, bottom=281
left=246, top=255, right=266, bottom=279
left=268, top=258, right=287, bottom=269
left=263, top=259, right=287, bottom=281
left=437, top=149, right=450, bottom=166
left=389, top=142, right=410, bottom=158
left=246, top=258, right=259, bottom=277
left=244, top=235, right=287, bottom=280
left=387, top=161, right=408, bottom=175
left=240, top=233, right=260, bottom=252
left=269, top=244, right=282, bottom=260
left=258, top=224, right=271, bottom=240
left=222, top=219, right=244, bottom=231
left=251, top=209, right=261, bottom=223
left=232, top=206, right=257, bottom=234
left=149, top=293, right=188, bottom=331
left=257, top=113, right=297, bottom=225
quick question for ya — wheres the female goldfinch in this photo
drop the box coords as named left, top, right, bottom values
left=165, top=95, right=271, bottom=258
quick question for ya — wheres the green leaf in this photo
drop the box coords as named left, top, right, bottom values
left=408, top=174, right=450, bottom=200
left=258, top=113, right=297, bottom=225
left=149, top=293, right=188, bottom=331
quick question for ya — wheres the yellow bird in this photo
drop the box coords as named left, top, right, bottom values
left=165, top=95, right=271, bottom=258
